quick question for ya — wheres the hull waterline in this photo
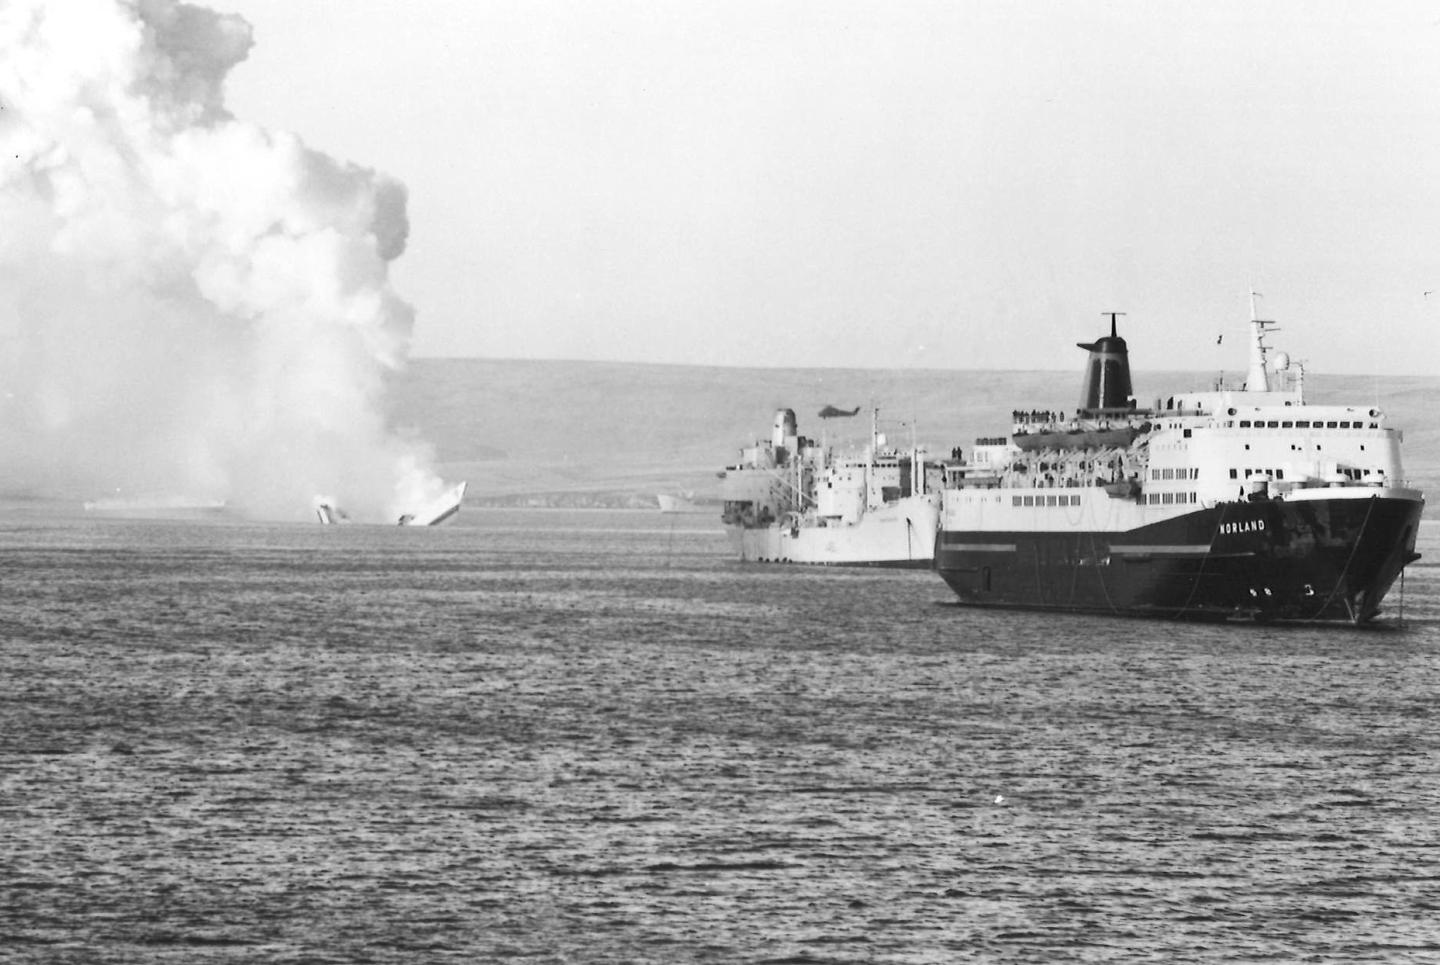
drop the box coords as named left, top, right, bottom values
left=935, top=492, right=1423, bottom=624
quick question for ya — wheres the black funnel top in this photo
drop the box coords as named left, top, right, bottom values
left=1076, top=314, right=1134, bottom=414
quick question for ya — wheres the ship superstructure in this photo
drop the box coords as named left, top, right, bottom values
left=721, top=407, right=941, bottom=566
left=935, top=309, right=1423, bottom=623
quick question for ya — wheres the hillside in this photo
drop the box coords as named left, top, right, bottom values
left=386, top=359, right=1440, bottom=516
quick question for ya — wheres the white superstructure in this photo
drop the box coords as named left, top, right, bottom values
left=721, top=408, right=941, bottom=566
left=942, top=311, right=1415, bottom=537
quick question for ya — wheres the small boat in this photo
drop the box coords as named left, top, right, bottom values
left=656, top=492, right=720, bottom=514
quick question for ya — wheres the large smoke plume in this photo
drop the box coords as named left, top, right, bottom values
left=0, top=0, right=446, bottom=521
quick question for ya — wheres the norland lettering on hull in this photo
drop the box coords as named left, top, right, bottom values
left=934, top=304, right=1424, bottom=625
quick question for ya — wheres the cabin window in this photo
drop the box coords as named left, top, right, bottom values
left=1047, top=495, right=1058, bottom=506
left=1266, top=420, right=1279, bottom=428
left=1276, top=470, right=1284, bottom=480
left=1282, top=421, right=1293, bottom=428
left=1229, top=469, right=1238, bottom=479
left=1012, top=495, right=1022, bottom=506
left=1023, top=495, right=1035, bottom=506
left=1183, top=429, right=1192, bottom=438
left=1239, top=420, right=1251, bottom=428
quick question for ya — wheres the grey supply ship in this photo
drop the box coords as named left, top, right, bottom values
left=720, top=407, right=941, bottom=567
left=935, top=306, right=1423, bottom=624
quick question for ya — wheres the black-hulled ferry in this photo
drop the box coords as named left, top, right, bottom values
left=935, top=307, right=1424, bottom=624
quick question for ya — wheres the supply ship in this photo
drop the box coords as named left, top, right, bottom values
left=935, top=306, right=1424, bottom=623
left=720, top=407, right=940, bottom=566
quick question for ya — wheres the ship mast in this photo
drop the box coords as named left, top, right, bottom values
left=868, top=406, right=878, bottom=510
left=1245, top=289, right=1279, bottom=392
left=911, top=419, right=923, bottom=497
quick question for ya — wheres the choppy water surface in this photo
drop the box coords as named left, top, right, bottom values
left=3, top=509, right=1440, bottom=963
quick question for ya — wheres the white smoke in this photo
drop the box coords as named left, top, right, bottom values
left=0, top=0, right=447, bottom=521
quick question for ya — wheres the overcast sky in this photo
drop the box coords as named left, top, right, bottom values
left=220, top=0, right=1440, bottom=375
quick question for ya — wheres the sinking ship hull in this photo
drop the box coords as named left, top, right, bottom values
left=728, top=494, right=941, bottom=568
left=935, top=491, right=1423, bottom=624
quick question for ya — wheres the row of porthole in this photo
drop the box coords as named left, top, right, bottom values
left=1226, top=406, right=1380, bottom=418
left=1233, top=419, right=1377, bottom=430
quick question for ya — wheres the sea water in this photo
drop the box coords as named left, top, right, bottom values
left=3, top=508, right=1439, bottom=963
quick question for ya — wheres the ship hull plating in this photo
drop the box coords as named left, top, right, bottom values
left=935, top=494, right=1423, bottom=624
left=728, top=494, right=940, bottom=567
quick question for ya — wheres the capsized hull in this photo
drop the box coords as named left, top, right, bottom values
left=728, top=494, right=940, bottom=567
left=935, top=493, right=1423, bottom=623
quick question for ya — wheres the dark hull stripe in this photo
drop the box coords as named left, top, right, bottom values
left=935, top=496, right=1424, bottom=624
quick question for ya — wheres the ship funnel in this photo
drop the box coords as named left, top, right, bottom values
left=1076, top=313, right=1134, bottom=415
left=772, top=408, right=798, bottom=462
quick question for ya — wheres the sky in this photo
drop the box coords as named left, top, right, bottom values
left=218, top=0, right=1440, bottom=375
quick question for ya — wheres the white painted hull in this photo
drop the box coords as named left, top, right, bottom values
left=727, top=494, right=940, bottom=566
